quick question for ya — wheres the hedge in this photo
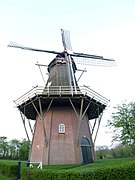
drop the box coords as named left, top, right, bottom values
left=21, top=162, right=135, bottom=180
left=0, top=162, right=17, bottom=179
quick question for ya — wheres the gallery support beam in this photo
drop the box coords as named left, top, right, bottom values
left=29, top=98, right=53, bottom=147
left=38, top=98, right=48, bottom=147
left=93, top=112, right=103, bottom=143
left=69, top=97, right=91, bottom=146
left=28, top=119, right=34, bottom=135
left=19, top=110, right=30, bottom=142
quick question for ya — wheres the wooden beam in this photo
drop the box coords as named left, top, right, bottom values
left=93, top=112, right=103, bottom=143
left=19, top=109, right=30, bottom=142
left=69, top=98, right=80, bottom=120
left=69, top=98, right=85, bottom=146
left=91, top=118, right=97, bottom=135
left=28, top=119, right=34, bottom=135
left=81, top=101, right=91, bottom=120
left=76, top=98, right=84, bottom=145
left=69, top=97, right=93, bottom=145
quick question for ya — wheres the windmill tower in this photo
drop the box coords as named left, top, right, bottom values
left=8, top=29, right=115, bottom=165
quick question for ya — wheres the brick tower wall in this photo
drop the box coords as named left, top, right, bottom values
left=30, top=105, right=94, bottom=165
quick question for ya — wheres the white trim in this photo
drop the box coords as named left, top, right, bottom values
left=59, top=123, right=65, bottom=134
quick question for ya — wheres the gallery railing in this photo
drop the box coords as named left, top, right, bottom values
left=14, top=85, right=109, bottom=106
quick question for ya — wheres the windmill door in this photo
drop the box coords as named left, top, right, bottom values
left=81, top=138, right=93, bottom=164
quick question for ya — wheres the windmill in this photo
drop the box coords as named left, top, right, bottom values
left=8, top=29, right=115, bottom=165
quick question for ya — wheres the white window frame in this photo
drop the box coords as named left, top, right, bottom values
left=59, top=123, right=65, bottom=134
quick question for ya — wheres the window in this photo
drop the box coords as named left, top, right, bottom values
left=59, top=123, right=65, bottom=134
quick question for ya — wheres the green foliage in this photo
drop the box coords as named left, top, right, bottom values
left=0, top=158, right=135, bottom=180
left=96, top=144, right=135, bottom=159
left=107, top=101, right=135, bottom=145
left=111, top=144, right=135, bottom=158
left=0, top=174, right=13, bottom=180
left=0, top=161, right=17, bottom=178
left=0, top=137, right=30, bottom=160
left=8, top=139, right=20, bottom=159
left=21, top=163, right=135, bottom=180
left=95, top=146, right=111, bottom=159
left=19, top=139, right=30, bottom=160
left=21, top=158, right=135, bottom=180
left=0, top=136, right=8, bottom=158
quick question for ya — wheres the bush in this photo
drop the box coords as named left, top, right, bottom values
left=21, top=162, right=135, bottom=180
left=0, top=162, right=17, bottom=178
left=21, top=168, right=83, bottom=180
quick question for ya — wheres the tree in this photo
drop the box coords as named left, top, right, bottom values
left=95, top=146, right=110, bottom=159
left=0, top=137, right=30, bottom=160
left=107, top=101, right=135, bottom=145
left=0, top=136, right=8, bottom=158
left=19, top=139, right=30, bottom=160
left=8, top=139, right=21, bottom=159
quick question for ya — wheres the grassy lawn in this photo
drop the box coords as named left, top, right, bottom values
left=0, top=157, right=134, bottom=166
left=41, top=157, right=135, bottom=171
left=75, top=157, right=135, bottom=169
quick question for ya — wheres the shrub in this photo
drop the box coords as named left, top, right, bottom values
left=21, top=162, right=135, bottom=180
left=0, top=162, right=17, bottom=178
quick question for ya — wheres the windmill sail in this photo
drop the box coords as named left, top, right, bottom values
left=73, top=56, right=116, bottom=67
left=61, top=29, right=73, bottom=52
left=8, top=30, right=116, bottom=87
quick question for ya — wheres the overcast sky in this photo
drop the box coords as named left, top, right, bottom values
left=0, top=0, right=135, bottom=147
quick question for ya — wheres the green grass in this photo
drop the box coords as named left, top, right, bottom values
left=0, top=159, right=19, bottom=165
left=0, top=157, right=135, bottom=170
left=42, top=163, right=83, bottom=170
left=38, top=157, right=134, bottom=171
left=71, top=157, right=135, bottom=171
left=0, top=159, right=26, bottom=167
